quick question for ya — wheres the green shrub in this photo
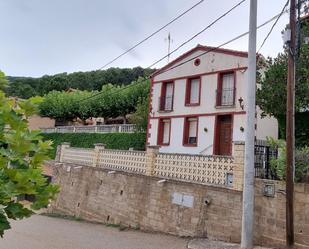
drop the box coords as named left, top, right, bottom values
left=42, top=133, right=146, bottom=159
left=268, top=138, right=309, bottom=182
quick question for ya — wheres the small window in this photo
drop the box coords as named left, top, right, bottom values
left=158, top=119, right=171, bottom=145
left=183, top=117, right=198, bottom=146
left=185, top=78, right=200, bottom=106
left=217, top=72, right=235, bottom=106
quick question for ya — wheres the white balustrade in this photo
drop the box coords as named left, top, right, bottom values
left=41, top=124, right=137, bottom=134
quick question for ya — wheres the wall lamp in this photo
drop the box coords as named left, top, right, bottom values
left=238, top=97, right=244, bottom=110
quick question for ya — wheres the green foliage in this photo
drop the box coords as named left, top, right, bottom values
left=257, top=20, right=309, bottom=113
left=268, top=138, right=309, bottom=182
left=129, top=96, right=149, bottom=131
left=0, top=71, right=59, bottom=237
left=7, top=67, right=155, bottom=99
left=42, top=133, right=146, bottom=159
left=39, top=78, right=150, bottom=123
left=256, top=20, right=309, bottom=146
left=276, top=112, right=309, bottom=148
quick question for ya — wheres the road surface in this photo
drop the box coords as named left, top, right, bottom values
left=0, top=215, right=188, bottom=249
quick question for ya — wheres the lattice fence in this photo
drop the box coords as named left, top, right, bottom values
left=97, top=149, right=147, bottom=174
left=154, top=153, right=234, bottom=185
left=59, top=144, right=237, bottom=187
left=61, top=147, right=95, bottom=166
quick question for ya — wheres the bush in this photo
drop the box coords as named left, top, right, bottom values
left=42, top=133, right=146, bottom=159
left=269, top=138, right=309, bottom=182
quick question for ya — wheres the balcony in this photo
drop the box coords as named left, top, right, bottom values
left=216, top=89, right=235, bottom=107
left=158, top=95, right=173, bottom=112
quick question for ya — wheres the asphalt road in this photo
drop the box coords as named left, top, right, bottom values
left=0, top=215, right=188, bottom=249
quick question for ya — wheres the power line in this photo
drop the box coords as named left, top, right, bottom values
left=79, top=10, right=290, bottom=104
left=98, top=0, right=205, bottom=70
left=80, top=0, right=248, bottom=103
left=148, top=0, right=247, bottom=68
left=257, top=0, right=290, bottom=53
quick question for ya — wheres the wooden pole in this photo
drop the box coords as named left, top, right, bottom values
left=286, top=0, right=296, bottom=246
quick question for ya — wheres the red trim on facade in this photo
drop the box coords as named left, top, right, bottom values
left=146, top=78, right=154, bottom=146
left=151, top=45, right=248, bottom=78
left=150, top=111, right=245, bottom=120
left=183, top=116, right=198, bottom=147
left=194, top=58, right=201, bottom=66
left=185, top=77, right=201, bottom=106
left=157, top=118, right=171, bottom=146
left=152, top=67, right=247, bottom=84
left=213, top=115, right=218, bottom=155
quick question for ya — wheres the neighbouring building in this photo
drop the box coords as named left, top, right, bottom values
left=147, top=45, right=278, bottom=155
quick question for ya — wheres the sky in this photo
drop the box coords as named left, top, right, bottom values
left=0, top=0, right=289, bottom=77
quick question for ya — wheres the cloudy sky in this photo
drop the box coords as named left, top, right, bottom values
left=0, top=0, right=289, bottom=77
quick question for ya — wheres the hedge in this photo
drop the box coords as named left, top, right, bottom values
left=42, top=133, right=147, bottom=159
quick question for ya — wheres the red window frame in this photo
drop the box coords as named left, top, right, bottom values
left=157, top=118, right=171, bottom=146
left=216, top=71, right=236, bottom=106
left=185, top=77, right=201, bottom=106
left=160, top=81, right=174, bottom=111
left=183, top=117, right=198, bottom=147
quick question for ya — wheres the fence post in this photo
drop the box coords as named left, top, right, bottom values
left=59, top=142, right=70, bottom=163
left=232, top=141, right=245, bottom=191
left=93, top=143, right=105, bottom=167
left=145, top=146, right=160, bottom=176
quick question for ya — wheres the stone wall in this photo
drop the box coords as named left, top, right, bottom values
left=49, top=163, right=309, bottom=248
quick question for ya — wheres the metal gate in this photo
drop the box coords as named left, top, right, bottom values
left=254, top=140, right=278, bottom=179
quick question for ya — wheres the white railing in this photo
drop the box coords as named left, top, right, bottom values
left=58, top=143, right=238, bottom=188
left=154, top=153, right=234, bottom=185
left=41, top=124, right=137, bottom=134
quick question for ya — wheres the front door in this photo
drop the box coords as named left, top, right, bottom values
left=215, top=115, right=232, bottom=155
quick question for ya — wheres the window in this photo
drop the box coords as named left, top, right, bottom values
left=185, top=78, right=200, bottom=106
left=159, top=82, right=174, bottom=111
left=158, top=119, right=171, bottom=145
left=217, top=72, right=235, bottom=106
left=183, top=117, right=198, bottom=146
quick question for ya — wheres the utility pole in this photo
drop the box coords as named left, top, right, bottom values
left=286, top=0, right=296, bottom=246
left=241, top=0, right=257, bottom=248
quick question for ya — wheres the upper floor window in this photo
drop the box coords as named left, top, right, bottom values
left=185, top=77, right=201, bottom=106
left=158, top=118, right=171, bottom=145
left=216, top=72, right=235, bottom=106
left=183, top=117, right=198, bottom=146
left=159, top=82, right=174, bottom=111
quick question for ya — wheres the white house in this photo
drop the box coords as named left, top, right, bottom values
left=146, top=45, right=278, bottom=156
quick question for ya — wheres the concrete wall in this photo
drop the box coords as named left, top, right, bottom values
left=49, top=163, right=309, bottom=248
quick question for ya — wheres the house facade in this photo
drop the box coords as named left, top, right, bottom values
left=147, top=45, right=278, bottom=155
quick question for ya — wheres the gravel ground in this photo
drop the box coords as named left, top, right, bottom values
left=0, top=215, right=188, bottom=249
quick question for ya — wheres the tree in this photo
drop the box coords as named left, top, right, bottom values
left=39, top=78, right=150, bottom=124
left=0, top=71, right=59, bottom=236
left=39, top=90, right=96, bottom=123
left=256, top=19, right=309, bottom=146
left=129, top=96, right=149, bottom=131
left=7, top=67, right=155, bottom=99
